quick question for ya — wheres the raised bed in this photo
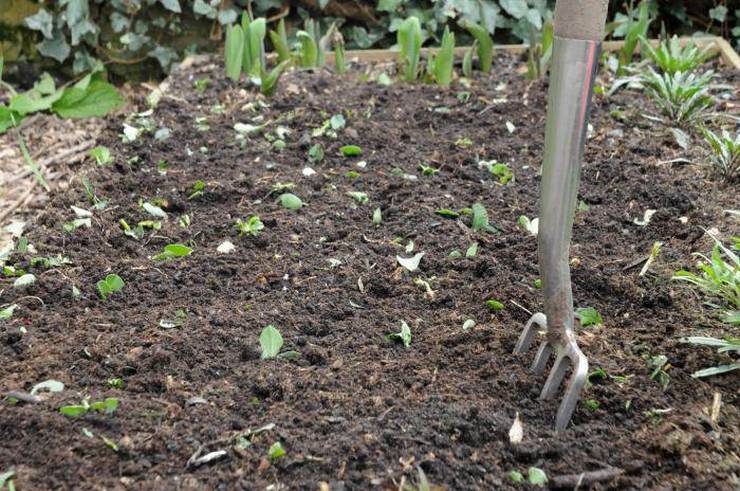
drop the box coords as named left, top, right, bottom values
left=0, top=41, right=738, bottom=489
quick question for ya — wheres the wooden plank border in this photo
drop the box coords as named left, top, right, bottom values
left=324, top=36, right=739, bottom=71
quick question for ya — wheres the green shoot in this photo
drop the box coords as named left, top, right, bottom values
left=268, top=441, right=286, bottom=459
left=470, top=203, right=497, bottom=233
left=279, top=193, right=303, bottom=210
left=462, top=42, right=475, bottom=78
left=617, top=0, right=652, bottom=75
left=397, top=17, right=422, bottom=82
left=526, top=19, right=553, bottom=80
left=236, top=216, right=264, bottom=237
left=419, top=163, right=439, bottom=176
left=681, top=337, right=740, bottom=377
left=297, top=30, right=319, bottom=67
left=386, top=321, right=411, bottom=347
left=60, top=397, right=119, bottom=417
left=527, top=467, right=548, bottom=486
left=260, top=60, right=291, bottom=97
left=576, top=307, right=603, bottom=327
left=431, top=25, right=455, bottom=87
left=259, top=325, right=300, bottom=360
left=640, top=35, right=713, bottom=75
left=672, top=234, right=739, bottom=323
left=242, top=14, right=266, bottom=76
left=224, top=24, right=244, bottom=81
left=639, top=241, right=662, bottom=276
left=648, top=355, right=670, bottom=389
left=89, top=146, right=112, bottom=165
left=700, top=127, right=739, bottom=181
left=96, top=274, right=124, bottom=300
left=334, top=30, right=346, bottom=74
left=268, top=18, right=292, bottom=64
left=152, top=243, right=192, bottom=261
left=641, top=68, right=715, bottom=126
left=462, top=21, right=493, bottom=73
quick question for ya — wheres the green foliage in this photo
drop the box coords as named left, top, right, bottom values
left=617, top=0, right=653, bottom=74
left=386, top=321, right=412, bottom=347
left=297, top=19, right=329, bottom=68
left=470, top=203, right=497, bottom=233
left=526, top=18, right=553, bottom=80
left=60, top=397, right=119, bottom=417
left=640, top=35, right=713, bottom=75
left=96, top=273, right=124, bottom=300
left=462, top=21, right=493, bottom=73
left=89, top=146, right=112, bottom=166
left=334, top=30, right=347, bottom=74
left=259, top=325, right=283, bottom=359
left=269, top=19, right=292, bottom=64
left=152, top=243, right=192, bottom=261
left=576, top=307, right=603, bottom=327
left=486, top=299, right=504, bottom=311
left=340, top=145, right=362, bottom=156
left=648, top=354, right=670, bottom=389
left=397, top=17, right=422, bottom=82
left=224, top=24, right=244, bottom=81
left=268, top=441, right=286, bottom=459
left=700, top=127, right=740, bottom=181
left=487, top=162, right=513, bottom=184
left=681, top=336, right=740, bottom=378
left=260, top=60, right=291, bottom=96
left=279, top=193, right=303, bottom=210
left=641, top=68, right=715, bottom=126
left=241, top=14, right=266, bottom=76
left=672, top=234, right=739, bottom=323
left=236, top=216, right=264, bottom=237
left=430, top=25, right=455, bottom=86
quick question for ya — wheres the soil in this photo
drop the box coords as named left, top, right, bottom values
left=1, top=53, right=738, bottom=490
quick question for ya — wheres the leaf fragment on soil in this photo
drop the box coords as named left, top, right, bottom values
left=397, top=252, right=424, bottom=272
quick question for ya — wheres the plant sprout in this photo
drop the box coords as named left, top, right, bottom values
left=236, top=216, right=264, bottom=237
left=259, top=325, right=300, bottom=360
left=97, top=274, right=124, bottom=300
left=386, top=321, right=411, bottom=347
left=462, top=21, right=493, bottom=73
left=152, top=244, right=192, bottom=261
left=700, top=127, right=739, bottom=181
left=397, top=17, right=422, bottom=82
left=224, top=23, right=244, bottom=81
left=526, top=19, right=554, bottom=80
left=576, top=307, right=603, bottom=327
left=268, top=18, right=291, bottom=64
left=641, top=68, right=716, bottom=126
left=640, top=35, right=713, bottom=75
left=89, top=146, right=112, bottom=165
left=430, top=25, right=455, bottom=86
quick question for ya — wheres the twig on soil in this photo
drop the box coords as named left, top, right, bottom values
left=549, top=467, right=624, bottom=489
left=8, top=140, right=95, bottom=184
left=3, top=391, right=43, bottom=404
left=510, top=300, right=533, bottom=316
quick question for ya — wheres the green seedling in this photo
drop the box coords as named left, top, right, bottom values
left=466, top=242, right=478, bottom=258
left=419, top=163, right=439, bottom=176
left=397, top=17, right=422, bottom=82
left=0, top=469, right=15, bottom=491
left=462, top=43, right=475, bottom=78
left=372, top=207, right=382, bottom=226
left=268, top=18, right=292, bottom=64
left=518, top=215, right=538, bottom=236
left=259, top=325, right=300, bottom=360
left=648, top=355, right=670, bottom=389
left=616, top=0, right=652, bottom=75
left=268, top=441, right=286, bottom=460
left=152, top=244, right=192, bottom=261
left=1, top=304, right=19, bottom=321
left=527, top=467, right=548, bottom=486
left=471, top=203, right=497, bottom=233
left=672, top=234, right=739, bottom=323
left=681, top=336, right=740, bottom=377
left=260, top=60, right=291, bottom=97
left=241, top=14, right=266, bottom=76
left=462, top=21, right=493, bottom=73
left=486, top=299, right=504, bottom=311
left=639, top=241, right=662, bottom=276
left=82, top=176, right=106, bottom=209
left=346, top=191, right=368, bottom=204
left=194, top=78, right=209, bottom=94
left=334, top=30, right=346, bottom=74
left=340, top=145, right=362, bottom=157
left=308, top=143, right=325, bottom=162
left=584, top=399, right=600, bottom=411
left=96, top=274, right=124, bottom=300
left=30, top=254, right=71, bottom=268
left=386, top=321, right=412, bottom=347
left=430, top=25, right=455, bottom=86
left=279, top=193, right=303, bottom=210
left=487, top=162, right=513, bottom=184
left=345, top=170, right=360, bottom=179
left=188, top=180, right=206, bottom=200
left=700, top=127, right=739, bottom=181
left=108, top=378, right=124, bottom=389
left=296, top=19, right=335, bottom=68
left=60, top=397, right=119, bottom=417
left=534, top=279, right=542, bottom=288
left=435, top=209, right=459, bottom=219
left=640, top=35, right=713, bottom=75
left=455, top=137, right=472, bottom=148
left=224, top=23, right=245, bottom=81
left=236, top=216, right=264, bottom=237
left=509, top=470, right=524, bottom=484
left=641, top=68, right=715, bottom=126
left=526, top=19, right=554, bottom=80
left=89, top=146, right=112, bottom=165
left=575, top=307, right=603, bottom=327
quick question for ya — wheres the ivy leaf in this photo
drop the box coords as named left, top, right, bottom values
left=159, top=0, right=182, bottom=13
left=37, top=29, right=71, bottom=63
left=500, top=0, right=528, bottom=19
left=25, top=9, right=54, bottom=38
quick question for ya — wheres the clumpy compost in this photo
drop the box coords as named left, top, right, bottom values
left=1, top=53, right=738, bottom=490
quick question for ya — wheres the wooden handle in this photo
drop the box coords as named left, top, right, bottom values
left=554, top=0, right=609, bottom=40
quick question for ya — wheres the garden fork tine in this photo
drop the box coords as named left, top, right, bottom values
left=514, top=0, right=607, bottom=431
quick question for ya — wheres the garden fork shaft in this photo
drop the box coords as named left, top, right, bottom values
left=514, top=0, right=608, bottom=430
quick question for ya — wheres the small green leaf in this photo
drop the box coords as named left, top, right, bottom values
left=89, top=146, right=112, bottom=165
left=435, top=209, right=460, bottom=219
left=260, top=325, right=284, bottom=359
left=465, top=242, right=478, bottom=258
left=0, top=304, right=18, bottom=320
left=386, top=321, right=412, bottom=347
left=527, top=467, right=548, bottom=486
left=152, top=243, right=193, bottom=261
left=575, top=307, right=603, bottom=327
left=509, top=470, right=524, bottom=483
left=340, top=145, right=362, bottom=156
left=60, top=405, right=88, bottom=417
left=268, top=441, right=286, bottom=459
left=486, top=299, right=504, bottom=311
left=346, top=191, right=368, bottom=204
left=279, top=193, right=303, bottom=210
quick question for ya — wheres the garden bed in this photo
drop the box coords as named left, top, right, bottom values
left=1, top=51, right=738, bottom=489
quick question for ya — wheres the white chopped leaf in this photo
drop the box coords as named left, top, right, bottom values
left=14, top=273, right=36, bottom=287
left=70, top=205, right=92, bottom=218
left=462, top=319, right=476, bottom=330
left=30, top=379, right=65, bottom=396
left=234, top=122, right=265, bottom=135
left=143, top=202, right=167, bottom=218
left=397, top=252, right=425, bottom=272
left=122, top=124, right=140, bottom=143
left=302, top=167, right=316, bottom=177
left=670, top=127, right=690, bottom=150
left=217, top=240, right=235, bottom=254
left=508, top=412, right=523, bottom=445
left=633, top=209, right=656, bottom=226
left=505, top=121, right=516, bottom=133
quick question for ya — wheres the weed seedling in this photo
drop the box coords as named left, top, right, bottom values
left=386, top=321, right=412, bottom=347
left=419, top=163, right=439, bottom=176
left=236, top=216, right=264, bottom=237
left=89, top=146, right=112, bottom=165
left=60, top=397, right=119, bottom=417
left=259, top=325, right=300, bottom=360
left=346, top=191, right=368, bottom=204
left=188, top=180, right=206, bottom=200
left=648, top=355, right=670, bottom=389
left=575, top=307, right=603, bottom=327
left=430, top=25, right=455, bottom=86
left=700, top=127, right=739, bottom=181
left=486, top=161, right=513, bottom=184
left=268, top=441, right=286, bottom=460
left=97, top=274, right=124, bottom=300
left=152, top=244, right=192, bottom=262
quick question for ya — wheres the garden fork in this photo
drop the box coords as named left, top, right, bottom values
left=513, top=0, right=608, bottom=430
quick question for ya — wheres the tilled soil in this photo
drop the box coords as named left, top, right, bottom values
left=1, top=53, right=738, bottom=490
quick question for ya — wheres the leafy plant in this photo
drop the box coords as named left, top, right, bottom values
left=640, top=35, right=713, bottom=75
left=470, top=203, right=497, bottom=233
left=236, top=216, right=264, bottom=237
left=152, top=243, right=192, bottom=261
left=672, top=234, right=739, bottom=323
left=259, top=325, right=300, bottom=360
left=386, top=321, right=412, bottom=347
left=224, top=23, right=244, bottom=81
left=60, top=397, right=119, bottom=417
left=260, top=60, right=291, bottom=97
left=430, top=25, right=455, bottom=87
left=397, top=17, right=422, bottom=82
left=241, top=14, right=266, bottom=77
left=296, top=19, right=335, bottom=68
left=576, top=307, right=603, bottom=327
left=526, top=18, right=553, bottom=80
left=461, top=21, right=493, bottom=73
left=268, top=18, right=292, bottom=64
left=487, top=162, right=513, bottom=184
left=700, top=127, right=740, bottom=181
left=640, top=68, right=715, bottom=126
left=681, top=337, right=740, bottom=377
left=96, top=274, right=124, bottom=300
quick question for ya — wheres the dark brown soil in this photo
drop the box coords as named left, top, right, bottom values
left=1, top=53, right=738, bottom=490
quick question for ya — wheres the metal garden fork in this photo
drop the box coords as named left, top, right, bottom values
left=513, top=0, right=608, bottom=430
